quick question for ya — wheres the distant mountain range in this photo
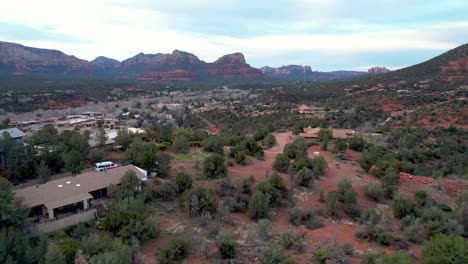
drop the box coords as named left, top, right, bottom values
left=0, top=41, right=467, bottom=84
left=0, top=41, right=263, bottom=81
left=261, top=65, right=368, bottom=81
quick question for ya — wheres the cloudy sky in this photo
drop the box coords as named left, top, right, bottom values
left=0, top=0, right=467, bottom=71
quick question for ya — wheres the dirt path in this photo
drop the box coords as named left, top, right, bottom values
left=198, top=115, right=221, bottom=134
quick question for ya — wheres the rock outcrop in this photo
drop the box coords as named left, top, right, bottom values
left=261, top=65, right=367, bottom=81
left=0, top=41, right=91, bottom=75
left=261, top=65, right=313, bottom=80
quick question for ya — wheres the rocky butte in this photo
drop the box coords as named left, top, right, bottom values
left=261, top=65, right=313, bottom=80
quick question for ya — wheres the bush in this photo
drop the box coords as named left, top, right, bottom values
left=156, top=141, right=171, bottom=150
left=58, top=239, right=80, bottom=264
left=360, top=209, right=379, bottom=224
left=289, top=207, right=324, bottom=230
left=421, top=207, right=449, bottom=236
left=184, top=186, right=217, bottom=217
left=393, top=193, right=416, bottom=218
left=257, top=219, right=273, bottom=240
left=363, top=182, right=384, bottom=201
left=273, top=153, right=290, bottom=172
left=216, top=178, right=234, bottom=197
left=248, top=190, right=269, bottom=219
left=263, top=134, right=276, bottom=148
left=256, top=182, right=282, bottom=207
left=172, top=136, right=191, bottom=154
left=203, top=154, right=227, bottom=178
left=377, top=252, right=414, bottom=264
left=279, top=229, right=306, bottom=253
left=381, top=168, right=400, bottom=198
left=414, top=189, right=428, bottom=207
left=159, top=238, right=191, bottom=264
left=344, top=201, right=362, bottom=220
left=337, top=179, right=353, bottom=200
left=313, top=241, right=354, bottom=264
left=201, top=136, right=224, bottom=154
left=334, top=138, right=347, bottom=153
left=175, top=172, right=192, bottom=193
left=156, top=182, right=178, bottom=201
left=349, top=136, right=366, bottom=152
left=404, top=219, right=427, bottom=244
left=327, top=191, right=340, bottom=217
left=296, top=167, right=314, bottom=187
left=259, top=243, right=295, bottom=264
left=355, top=224, right=392, bottom=246
left=215, top=230, right=238, bottom=259
left=422, top=234, right=468, bottom=264
left=283, top=138, right=307, bottom=159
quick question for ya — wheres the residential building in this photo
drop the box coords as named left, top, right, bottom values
left=14, top=165, right=147, bottom=221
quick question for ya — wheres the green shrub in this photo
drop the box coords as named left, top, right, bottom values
left=155, top=182, right=177, bottom=201
left=404, top=220, right=427, bottom=244
left=156, top=141, right=171, bottom=150
left=377, top=252, right=414, bottom=264
left=57, top=239, right=80, bottom=264
left=203, top=154, right=227, bottom=178
left=273, top=153, right=290, bottom=172
left=421, top=207, right=449, bottom=236
left=414, top=189, right=428, bottom=207
left=175, top=172, right=192, bottom=193
left=248, top=190, right=269, bottom=219
left=296, top=167, right=314, bottom=187
left=184, top=186, right=217, bottom=217
left=360, top=209, right=379, bottom=224
left=327, top=191, right=340, bottom=217
left=259, top=243, right=295, bottom=264
left=257, top=219, right=273, bottom=240
left=422, top=234, right=468, bottom=264
left=279, top=229, right=306, bottom=253
left=159, top=238, right=191, bottom=264
left=393, top=193, right=416, bottom=218
left=356, top=224, right=392, bottom=246
left=381, top=168, right=400, bottom=198
left=349, top=136, right=366, bottom=152
left=337, top=179, right=353, bottom=200
left=288, top=207, right=324, bottom=230
left=256, top=182, right=282, bottom=207
left=215, top=230, right=238, bottom=259
left=263, top=134, right=276, bottom=148
left=172, top=136, right=191, bottom=154
left=363, top=182, right=384, bottom=201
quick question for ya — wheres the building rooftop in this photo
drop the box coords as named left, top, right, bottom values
left=14, top=165, right=146, bottom=210
left=0, top=128, right=26, bottom=139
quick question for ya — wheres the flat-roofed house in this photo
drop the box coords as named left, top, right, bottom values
left=0, top=128, right=26, bottom=142
left=15, top=165, right=147, bottom=221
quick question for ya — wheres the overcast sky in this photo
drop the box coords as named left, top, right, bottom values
left=0, top=0, right=467, bottom=71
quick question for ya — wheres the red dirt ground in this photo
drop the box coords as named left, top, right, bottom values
left=139, top=132, right=432, bottom=263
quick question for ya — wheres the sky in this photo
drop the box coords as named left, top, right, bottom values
left=0, top=0, right=467, bottom=71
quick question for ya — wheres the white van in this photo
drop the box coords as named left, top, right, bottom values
left=95, top=161, right=118, bottom=172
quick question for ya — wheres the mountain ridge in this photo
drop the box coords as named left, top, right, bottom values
left=0, top=41, right=263, bottom=81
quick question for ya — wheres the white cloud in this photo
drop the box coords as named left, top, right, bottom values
left=0, top=0, right=466, bottom=68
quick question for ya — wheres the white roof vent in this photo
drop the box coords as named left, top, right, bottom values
left=58, top=185, right=63, bottom=188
